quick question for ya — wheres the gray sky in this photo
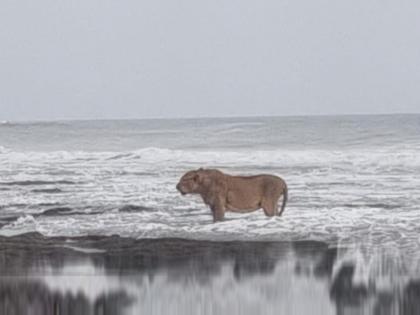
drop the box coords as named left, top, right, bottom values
left=1, top=0, right=420, bottom=121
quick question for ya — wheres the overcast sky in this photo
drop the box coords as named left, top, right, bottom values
left=1, top=1, right=419, bottom=121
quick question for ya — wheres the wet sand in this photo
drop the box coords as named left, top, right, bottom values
left=0, top=233, right=419, bottom=315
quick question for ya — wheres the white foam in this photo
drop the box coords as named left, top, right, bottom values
left=1, top=145, right=420, bottom=266
left=1, top=215, right=38, bottom=237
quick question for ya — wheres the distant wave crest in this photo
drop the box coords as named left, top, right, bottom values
left=1, top=146, right=419, bottom=169
left=0, top=146, right=11, bottom=154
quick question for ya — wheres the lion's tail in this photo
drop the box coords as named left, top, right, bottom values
left=278, top=184, right=288, bottom=216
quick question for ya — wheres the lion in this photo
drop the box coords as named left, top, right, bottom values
left=176, top=168, right=288, bottom=222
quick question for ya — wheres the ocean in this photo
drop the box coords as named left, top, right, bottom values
left=1, top=114, right=420, bottom=314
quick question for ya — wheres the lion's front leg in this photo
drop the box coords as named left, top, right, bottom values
left=210, top=198, right=225, bottom=222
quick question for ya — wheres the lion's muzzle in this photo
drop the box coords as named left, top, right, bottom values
left=176, top=183, right=186, bottom=195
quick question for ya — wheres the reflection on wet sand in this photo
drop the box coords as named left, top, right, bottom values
left=0, top=233, right=419, bottom=315
left=0, top=280, right=132, bottom=315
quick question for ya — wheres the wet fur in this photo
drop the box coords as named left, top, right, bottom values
left=176, top=169, right=288, bottom=222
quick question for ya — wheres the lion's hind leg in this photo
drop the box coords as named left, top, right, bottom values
left=262, top=199, right=278, bottom=217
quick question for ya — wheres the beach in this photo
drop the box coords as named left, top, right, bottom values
left=0, top=233, right=420, bottom=315
left=1, top=233, right=419, bottom=315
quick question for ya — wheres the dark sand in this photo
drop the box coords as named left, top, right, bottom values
left=0, top=233, right=418, bottom=315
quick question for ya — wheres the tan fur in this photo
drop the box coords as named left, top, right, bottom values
left=176, top=168, right=288, bottom=222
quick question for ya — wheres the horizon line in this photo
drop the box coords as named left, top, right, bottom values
left=2, top=111, right=419, bottom=124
